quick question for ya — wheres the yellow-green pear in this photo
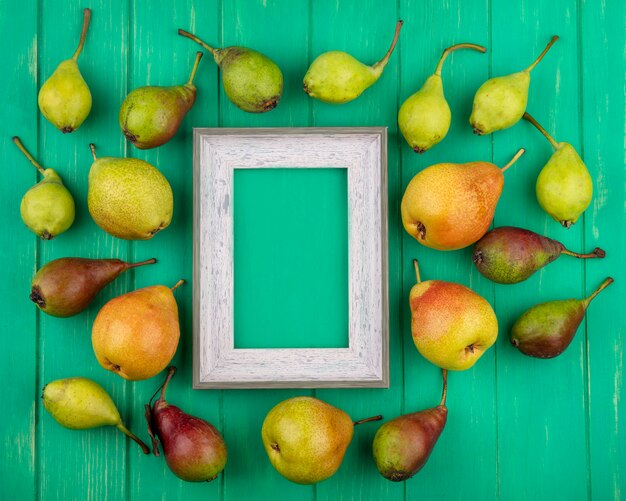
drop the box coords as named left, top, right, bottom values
left=524, top=112, right=593, bottom=228
left=261, top=396, right=381, bottom=484
left=470, top=36, right=558, bottom=135
left=303, top=20, right=403, bottom=104
left=399, top=43, right=486, bottom=153
left=38, top=8, right=92, bottom=133
left=42, top=377, right=149, bottom=453
left=13, top=136, right=75, bottom=239
left=87, top=144, right=173, bottom=240
left=409, top=260, right=498, bottom=371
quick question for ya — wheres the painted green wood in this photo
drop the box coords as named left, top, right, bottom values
left=0, top=0, right=623, bottom=500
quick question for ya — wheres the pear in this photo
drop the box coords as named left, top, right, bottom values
left=13, top=136, right=75, bottom=240
left=373, top=369, right=448, bottom=481
left=511, top=277, right=613, bottom=358
left=399, top=42, right=486, bottom=153
left=87, top=144, right=173, bottom=240
left=261, top=396, right=381, bottom=484
left=178, top=29, right=282, bottom=113
left=92, top=280, right=183, bottom=381
left=473, top=226, right=605, bottom=284
left=303, top=20, right=403, bottom=104
left=31, top=257, right=157, bottom=317
left=120, top=51, right=203, bottom=149
left=145, top=367, right=227, bottom=482
left=470, top=35, right=558, bottom=135
left=38, top=8, right=92, bottom=133
left=401, top=149, right=525, bottom=250
left=42, top=377, right=149, bottom=454
left=523, top=112, right=593, bottom=228
left=409, top=259, right=498, bottom=371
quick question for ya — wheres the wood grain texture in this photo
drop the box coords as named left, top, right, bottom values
left=0, top=0, right=623, bottom=499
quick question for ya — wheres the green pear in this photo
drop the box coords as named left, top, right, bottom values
left=120, top=52, right=203, bottom=149
left=87, top=144, right=173, bottom=240
left=470, top=36, right=558, bottom=135
left=38, top=8, right=92, bottom=133
left=399, top=42, right=486, bottom=153
left=178, top=29, right=283, bottom=113
left=261, top=396, right=381, bottom=484
left=303, top=20, right=403, bottom=104
left=524, top=112, right=593, bottom=228
left=42, top=377, right=149, bottom=453
left=13, top=136, right=74, bottom=240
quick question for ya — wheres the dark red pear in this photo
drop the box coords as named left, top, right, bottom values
left=31, top=257, right=157, bottom=317
left=146, top=367, right=227, bottom=482
left=511, top=277, right=614, bottom=358
left=473, top=226, right=605, bottom=284
left=372, top=369, right=448, bottom=481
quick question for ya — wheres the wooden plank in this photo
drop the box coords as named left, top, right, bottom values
left=309, top=1, right=404, bottom=500
left=399, top=1, right=496, bottom=500
left=36, top=1, right=131, bottom=499
left=0, top=1, right=39, bottom=498
left=126, top=0, right=222, bottom=499
left=491, top=1, right=590, bottom=499
left=580, top=0, right=625, bottom=499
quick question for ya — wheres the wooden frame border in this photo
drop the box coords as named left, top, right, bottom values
left=193, top=127, right=388, bottom=389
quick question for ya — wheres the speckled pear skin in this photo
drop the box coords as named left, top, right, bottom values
left=261, top=396, right=354, bottom=484
left=88, top=156, right=173, bottom=240
left=410, top=281, right=498, bottom=370
left=401, top=161, right=504, bottom=250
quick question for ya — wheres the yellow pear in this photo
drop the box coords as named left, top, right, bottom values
left=401, top=149, right=525, bottom=250
left=409, top=260, right=498, bottom=371
left=92, top=280, right=184, bottom=381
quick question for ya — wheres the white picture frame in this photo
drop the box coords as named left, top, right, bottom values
left=193, top=127, right=388, bottom=389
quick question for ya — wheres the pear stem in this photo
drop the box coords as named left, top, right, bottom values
left=187, top=51, right=204, bottom=85
left=13, top=136, right=45, bottom=175
left=178, top=29, right=216, bottom=57
left=434, top=43, right=487, bottom=76
left=171, top=279, right=185, bottom=291
left=523, top=112, right=559, bottom=150
left=525, top=35, right=559, bottom=73
left=372, top=20, right=404, bottom=71
left=353, top=415, right=383, bottom=426
left=126, top=258, right=158, bottom=269
left=584, top=277, right=614, bottom=305
left=561, top=247, right=606, bottom=259
left=72, top=8, right=92, bottom=61
left=440, top=369, right=448, bottom=407
left=413, top=258, right=422, bottom=284
left=500, top=148, right=526, bottom=172
left=158, top=366, right=177, bottom=403
left=89, top=143, right=97, bottom=161
left=116, top=423, right=150, bottom=455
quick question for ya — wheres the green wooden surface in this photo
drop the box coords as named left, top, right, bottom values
left=0, top=0, right=623, bottom=500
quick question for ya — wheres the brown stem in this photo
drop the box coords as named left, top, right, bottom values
left=187, top=51, right=203, bottom=85
left=72, top=8, right=92, bottom=61
left=353, top=415, right=383, bottom=426
left=440, top=369, right=448, bottom=407
left=584, top=277, right=614, bottom=305
left=561, top=247, right=606, bottom=259
left=144, top=404, right=160, bottom=456
left=523, top=112, right=559, bottom=149
left=434, top=43, right=487, bottom=76
left=500, top=148, right=525, bottom=172
left=178, top=29, right=216, bottom=56
left=372, top=20, right=403, bottom=71
left=116, top=423, right=150, bottom=455
left=171, top=279, right=185, bottom=291
left=13, top=136, right=45, bottom=175
left=158, top=366, right=177, bottom=402
left=526, top=35, right=559, bottom=73
left=126, top=258, right=157, bottom=269
left=89, top=143, right=97, bottom=161
left=413, top=258, right=422, bottom=284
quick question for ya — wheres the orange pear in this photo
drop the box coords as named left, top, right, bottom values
left=401, top=149, right=525, bottom=250
left=409, top=260, right=498, bottom=371
left=92, top=280, right=184, bottom=381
